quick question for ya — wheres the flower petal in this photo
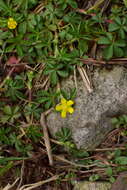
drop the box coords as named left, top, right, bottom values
left=61, top=110, right=67, bottom=118
left=8, top=18, right=17, bottom=29
left=61, top=98, right=67, bottom=104
left=67, top=100, right=74, bottom=106
left=55, top=104, right=62, bottom=111
left=67, top=107, right=74, bottom=114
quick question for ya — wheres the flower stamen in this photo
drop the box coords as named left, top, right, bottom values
left=55, top=98, right=74, bottom=118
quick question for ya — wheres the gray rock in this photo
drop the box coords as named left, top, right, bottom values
left=47, top=66, right=127, bottom=150
left=111, top=172, right=127, bottom=190
left=73, top=181, right=111, bottom=190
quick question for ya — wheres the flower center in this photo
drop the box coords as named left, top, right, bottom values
left=62, top=104, right=68, bottom=110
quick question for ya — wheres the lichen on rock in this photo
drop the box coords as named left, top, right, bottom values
left=73, top=181, right=111, bottom=190
left=47, top=66, right=127, bottom=150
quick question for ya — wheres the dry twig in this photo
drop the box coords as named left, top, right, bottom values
left=54, top=154, right=97, bottom=169
left=18, top=175, right=59, bottom=190
left=16, top=160, right=25, bottom=190
left=77, top=66, right=93, bottom=93
left=1, top=178, right=20, bottom=190
left=40, top=113, right=53, bottom=166
left=74, top=66, right=78, bottom=90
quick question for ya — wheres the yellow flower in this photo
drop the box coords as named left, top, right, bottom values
left=7, top=18, right=17, bottom=29
left=55, top=98, right=74, bottom=118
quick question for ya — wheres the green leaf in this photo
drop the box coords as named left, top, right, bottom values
left=113, top=46, right=123, bottom=57
left=114, top=149, right=122, bottom=157
left=0, top=161, right=13, bottom=177
left=59, top=30, right=66, bottom=39
left=78, top=40, right=88, bottom=55
left=3, top=105, right=12, bottom=115
left=115, top=17, right=122, bottom=25
left=0, top=31, right=12, bottom=40
left=89, top=174, right=100, bottom=182
left=111, top=118, right=118, bottom=125
left=0, top=115, right=10, bottom=124
left=106, top=33, right=113, bottom=41
left=0, top=157, right=27, bottom=164
left=56, top=127, right=72, bottom=142
left=68, top=0, right=78, bottom=8
left=115, top=156, right=127, bottom=165
left=123, top=26, right=127, bottom=32
left=37, top=97, right=50, bottom=103
left=70, top=88, right=77, bottom=99
left=5, top=44, right=15, bottom=52
left=45, top=100, right=52, bottom=109
left=61, top=89, right=69, bottom=100
left=98, top=37, right=111, bottom=45
left=106, top=167, right=113, bottom=176
left=0, top=0, right=11, bottom=12
left=108, top=23, right=119, bottom=32
left=18, top=21, right=27, bottom=34
left=115, top=40, right=126, bottom=47
left=103, top=45, right=113, bottom=60
left=73, top=150, right=89, bottom=158
left=109, top=176, right=116, bottom=183
left=48, top=24, right=57, bottom=31
left=122, top=115, right=127, bottom=123
left=57, top=70, right=68, bottom=77
left=50, top=71, right=58, bottom=85
left=119, top=29, right=125, bottom=39
left=122, top=17, right=127, bottom=25
left=16, top=45, right=23, bottom=57
left=123, top=0, right=127, bottom=7
left=13, top=106, right=20, bottom=114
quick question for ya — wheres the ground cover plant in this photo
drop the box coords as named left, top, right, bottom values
left=1, top=0, right=127, bottom=189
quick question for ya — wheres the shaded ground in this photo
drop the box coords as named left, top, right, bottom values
left=1, top=125, right=127, bottom=189
left=1, top=0, right=127, bottom=189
